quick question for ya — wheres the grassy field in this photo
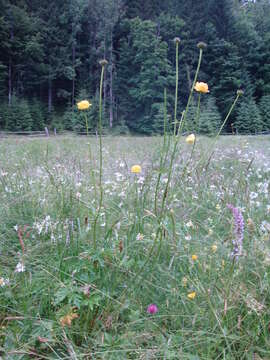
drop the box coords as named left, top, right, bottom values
left=0, top=135, right=270, bottom=359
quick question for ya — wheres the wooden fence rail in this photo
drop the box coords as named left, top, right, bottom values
left=0, top=130, right=269, bottom=138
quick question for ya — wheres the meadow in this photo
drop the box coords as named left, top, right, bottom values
left=0, top=134, right=270, bottom=359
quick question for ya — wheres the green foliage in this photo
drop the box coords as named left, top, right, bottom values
left=116, top=17, right=174, bottom=134
left=1, top=97, right=33, bottom=131
left=259, top=94, right=270, bottom=131
left=0, top=0, right=269, bottom=134
left=199, top=97, right=222, bottom=135
left=29, top=98, right=45, bottom=131
left=234, top=97, right=264, bottom=134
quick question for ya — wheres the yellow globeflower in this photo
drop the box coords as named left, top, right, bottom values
left=188, top=291, right=196, bottom=300
left=131, top=165, right=142, bottom=174
left=185, top=134, right=196, bottom=145
left=77, top=100, right=91, bottom=110
left=191, top=254, right=198, bottom=261
left=194, top=82, right=209, bottom=94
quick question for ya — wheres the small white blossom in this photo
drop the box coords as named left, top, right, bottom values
left=136, top=233, right=144, bottom=241
left=0, top=277, right=9, bottom=287
left=15, top=262, right=25, bottom=273
left=76, top=192, right=82, bottom=199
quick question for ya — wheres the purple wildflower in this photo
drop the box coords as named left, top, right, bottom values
left=147, top=304, right=158, bottom=314
left=227, top=204, right=244, bottom=260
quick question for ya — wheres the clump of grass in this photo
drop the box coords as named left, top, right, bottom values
left=0, top=41, right=270, bottom=360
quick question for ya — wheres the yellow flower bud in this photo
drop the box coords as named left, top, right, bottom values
left=194, top=82, right=209, bottom=94
left=77, top=100, right=91, bottom=110
left=188, top=291, right=196, bottom=300
left=211, top=245, right=217, bottom=253
left=191, top=255, right=198, bottom=261
left=131, top=165, right=142, bottom=174
left=185, top=134, right=196, bottom=145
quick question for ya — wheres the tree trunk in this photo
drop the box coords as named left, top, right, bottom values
left=72, top=43, right=76, bottom=107
left=109, top=31, right=113, bottom=128
left=48, top=78, right=52, bottom=113
left=185, top=63, right=192, bottom=89
left=8, top=10, right=14, bottom=106
left=103, top=38, right=107, bottom=122
left=8, top=58, right=12, bottom=106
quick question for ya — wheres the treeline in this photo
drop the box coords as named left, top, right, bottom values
left=0, top=0, right=270, bottom=134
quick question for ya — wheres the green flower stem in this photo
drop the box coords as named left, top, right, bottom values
left=196, top=92, right=201, bottom=130
left=84, top=112, right=97, bottom=203
left=154, top=88, right=168, bottom=215
left=152, top=48, right=203, bottom=262
left=84, top=113, right=89, bottom=136
left=161, top=48, right=203, bottom=218
left=197, top=92, right=241, bottom=170
left=173, top=42, right=179, bottom=136
left=93, top=65, right=105, bottom=249
left=136, top=47, right=204, bottom=275
left=215, top=93, right=241, bottom=139
left=182, top=139, right=196, bottom=178
left=177, top=48, right=203, bottom=136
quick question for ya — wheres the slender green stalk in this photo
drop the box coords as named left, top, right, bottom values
left=182, top=139, right=196, bottom=178
left=215, top=93, right=241, bottom=139
left=84, top=113, right=97, bottom=202
left=196, top=93, right=201, bottom=131
left=133, top=46, right=205, bottom=281
left=84, top=113, right=89, bottom=136
left=154, top=88, right=168, bottom=215
left=151, top=48, right=204, bottom=263
left=173, top=42, right=179, bottom=136
left=177, top=48, right=203, bottom=136
left=93, top=63, right=105, bottom=249
left=197, top=92, right=242, bottom=170
left=160, top=48, right=203, bottom=218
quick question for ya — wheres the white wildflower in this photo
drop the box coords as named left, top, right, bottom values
left=15, top=262, right=25, bottom=273
left=0, top=277, right=10, bottom=287
left=76, top=192, right=81, bottom=199
left=250, top=192, right=258, bottom=200
left=136, top=233, right=144, bottom=241
left=186, top=220, right=194, bottom=228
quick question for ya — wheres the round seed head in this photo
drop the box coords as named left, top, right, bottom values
left=237, top=89, right=244, bottom=96
left=197, top=41, right=207, bottom=50
left=99, top=59, right=108, bottom=67
left=173, top=37, right=181, bottom=44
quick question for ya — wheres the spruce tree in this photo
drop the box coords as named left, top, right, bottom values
left=235, top=97, right=264, bottom=134
left=29, top=98, right=45, bottom=131
left=17, top=99, right=33, bottom=131
left=259, top=94, right=270, bottom=131
left=199, top=97, right=222, bottom=135
left=115, top=17, right=173, bottom=134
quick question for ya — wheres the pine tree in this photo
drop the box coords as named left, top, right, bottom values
left=17, top=99, right=33, bottom=131
left=234, top=97, right=264, bottom=134
left=115, top=17, right=174, bottom=134
left=199, top=96, right=222, bottom=135
left=29, top=98, right=45, bottom=130
left=259, top=94, right=270, bottom=131
left=183, top=98, right=198, bottom=134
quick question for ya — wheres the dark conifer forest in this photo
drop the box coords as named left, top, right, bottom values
left=0, top=0, right=270, bottom=134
